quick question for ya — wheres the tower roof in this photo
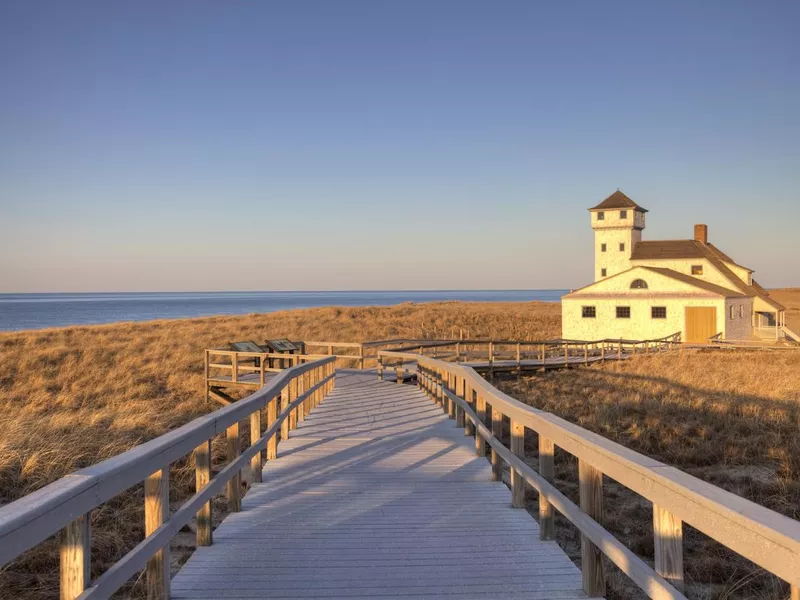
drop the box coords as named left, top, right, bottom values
left=589, top=190, right=648, bottom=213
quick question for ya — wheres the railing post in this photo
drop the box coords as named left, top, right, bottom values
left=516, top=342, right=521, bottom=375
left=437, top=369, right=445, bottom=411
left=226, top=423, right=241, bottom=513
left=267, top=393, right=278, bottom=460
left=60, top=514, right=91, bottom=600
left=204, top=350, right=210, bottom=406
left=250, top=407, right=263, bottom=484
left=579, top=459, right=605, bottom=597
left=511, top=420, right=525, bottom=508
left=195, top=440, right=212, bottom=546
left=447, top=373, right=456, bottom=419
left=395, top=360, right=403, bottom=384
left=539, top=437, right=555, bottom=540
left=475, top=393, right=487, bottom=457
left=455, top=375, right=465, bottom=427
left=358, top=344, right=364, bottom=370
left=491, top=406, right=502, bottom=481
left=653, top=504, right=684, bottom=592
left=145, top=468, right=170, bottom=599
left=289, top=375, right=298, bottom=431
left=231, top=352, right=239, bottom=383
left=456, top=342, right=461, bottom=362
left=377, top=355, right=384, bottom=380
left=464, top=381, right=474, bottom=436
left=280, top=385, right=290, bottom=441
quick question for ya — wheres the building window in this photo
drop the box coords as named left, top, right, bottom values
left=582, top=306, right=596, bottom=318
left=652, top=306, right=667, bottom=319
left=597, top=211, right=605, bottom=221
left=730, top=305, right=735, bottom=320
left=630, top=279, right=648, bottom=289
left=616, top=306, right=631, bottom=319
left=601, top=268, right=607, bottom=277
left=691, top=265, right=703, bottom=275
left=601, top=243, right=607, bottom=252
left=620, top=210, right=627, bottom=219
left=619, top=242, right=625, bottom=252
left=739, top=305, right=744, bottom=318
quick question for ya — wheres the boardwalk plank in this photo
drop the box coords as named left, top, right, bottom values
left=172, top=370, right=590, bottom=599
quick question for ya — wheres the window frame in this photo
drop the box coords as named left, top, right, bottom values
left=691, top=264, right=703, bottom=276
left=601, top=268, right=607, bottom=277
left=619, top=242, right=625, bottom=252
left=582, top=306, right=597, bottom=319
left=620, top=210, right=627, bottom=219
left=601, top=243, right=607, bottom=252
left=630, top=279, right=648, bottom=289
left=616, top=306, right=631, bottom=319
left=597, top=211, right=605, bottom=221
left=651, top=306, right=667, bottom=319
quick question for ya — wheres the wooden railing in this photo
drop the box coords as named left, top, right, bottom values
left=301, top=341, right=366, bottom=368
left=382, top=332, right=682, bottom=369
left=0, top=357, right=336, bottom=599
left=205, top=349, right=316, bottom=386
left=378, top=350, right=800, bottom=600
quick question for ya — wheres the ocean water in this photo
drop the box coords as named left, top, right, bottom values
left=0, top=290, right=566, bottom=332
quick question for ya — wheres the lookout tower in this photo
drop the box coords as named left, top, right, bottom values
left=588, top=190, right=647, bottom=281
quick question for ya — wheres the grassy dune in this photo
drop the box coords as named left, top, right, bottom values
left=496, top=349, right=800, bottom=600
left=0, top=295, right=798, bottom=599
left=0, top=301, right=559, bottom=598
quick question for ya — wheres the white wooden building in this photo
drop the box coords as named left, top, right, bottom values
left=561, top=191, right=786, bottom=343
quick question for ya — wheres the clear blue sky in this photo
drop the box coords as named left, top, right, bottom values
left=1, top=1, right=798, bottom=292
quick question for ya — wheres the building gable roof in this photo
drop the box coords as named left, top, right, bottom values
left=630, top=239, right=785, bottom=311
left=563, top=266, right=747, bottom=299
left=589, top=191, right=648, bottom=213
left=638, top=267, right=748, bottom=297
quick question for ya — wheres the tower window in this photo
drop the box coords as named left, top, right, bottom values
left=619, top=243, right=625, bottom=252
left=582, top=306, right=596, bottom=318
left=652, top=306, right=667, bottom=319
left=620, top=210, right=627, bottom=219
left=739, top=305, right=744, bottom=318
left=691, top=265, right=703, bottom=275
left=616, top=306, right=631, bottom=319
left=630, top=279, right=648, bottom=289
left=601, top=243, right=607, bottom=252
left=730, top=305, right=735, bottom=320
left=597, top=211, right=605, bottom=221
left=601, top=268, right=607, bottom=277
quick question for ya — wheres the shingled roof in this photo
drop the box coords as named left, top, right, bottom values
left=589, top=191, right=648, bottom=213
left=630, top=239, right=785, bottom=310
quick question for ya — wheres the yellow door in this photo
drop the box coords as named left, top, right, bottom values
left=685, top=307, right=717, bottom=343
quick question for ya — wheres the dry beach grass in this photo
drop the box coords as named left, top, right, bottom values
left=0, top=295, right=798, bottom=599
left=496, top=349, right=800, bottom=600
left=0, top=301, right=559, bottom=598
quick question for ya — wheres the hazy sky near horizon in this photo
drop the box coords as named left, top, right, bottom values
left=1, top=1, right=798, bottom=293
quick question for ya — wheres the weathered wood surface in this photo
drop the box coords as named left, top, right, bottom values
left=172, top=370, right=588, bottom=599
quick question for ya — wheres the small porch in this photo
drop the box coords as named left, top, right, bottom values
left=753, top=309, right=786, bottom=341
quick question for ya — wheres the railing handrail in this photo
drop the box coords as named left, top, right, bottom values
left=0, top=356, right=336, bottom=574
left=378, top=350, right=800, bottom=593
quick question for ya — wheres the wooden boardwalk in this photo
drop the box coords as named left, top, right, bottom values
left=172, top=370, right=588, bottom=599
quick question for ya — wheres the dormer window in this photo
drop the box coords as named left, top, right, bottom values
left=597, top=212, right=605, bottom=221
left=630, top=279, right=648, bottom=289
left=620, top=210, right=627, bottom=219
